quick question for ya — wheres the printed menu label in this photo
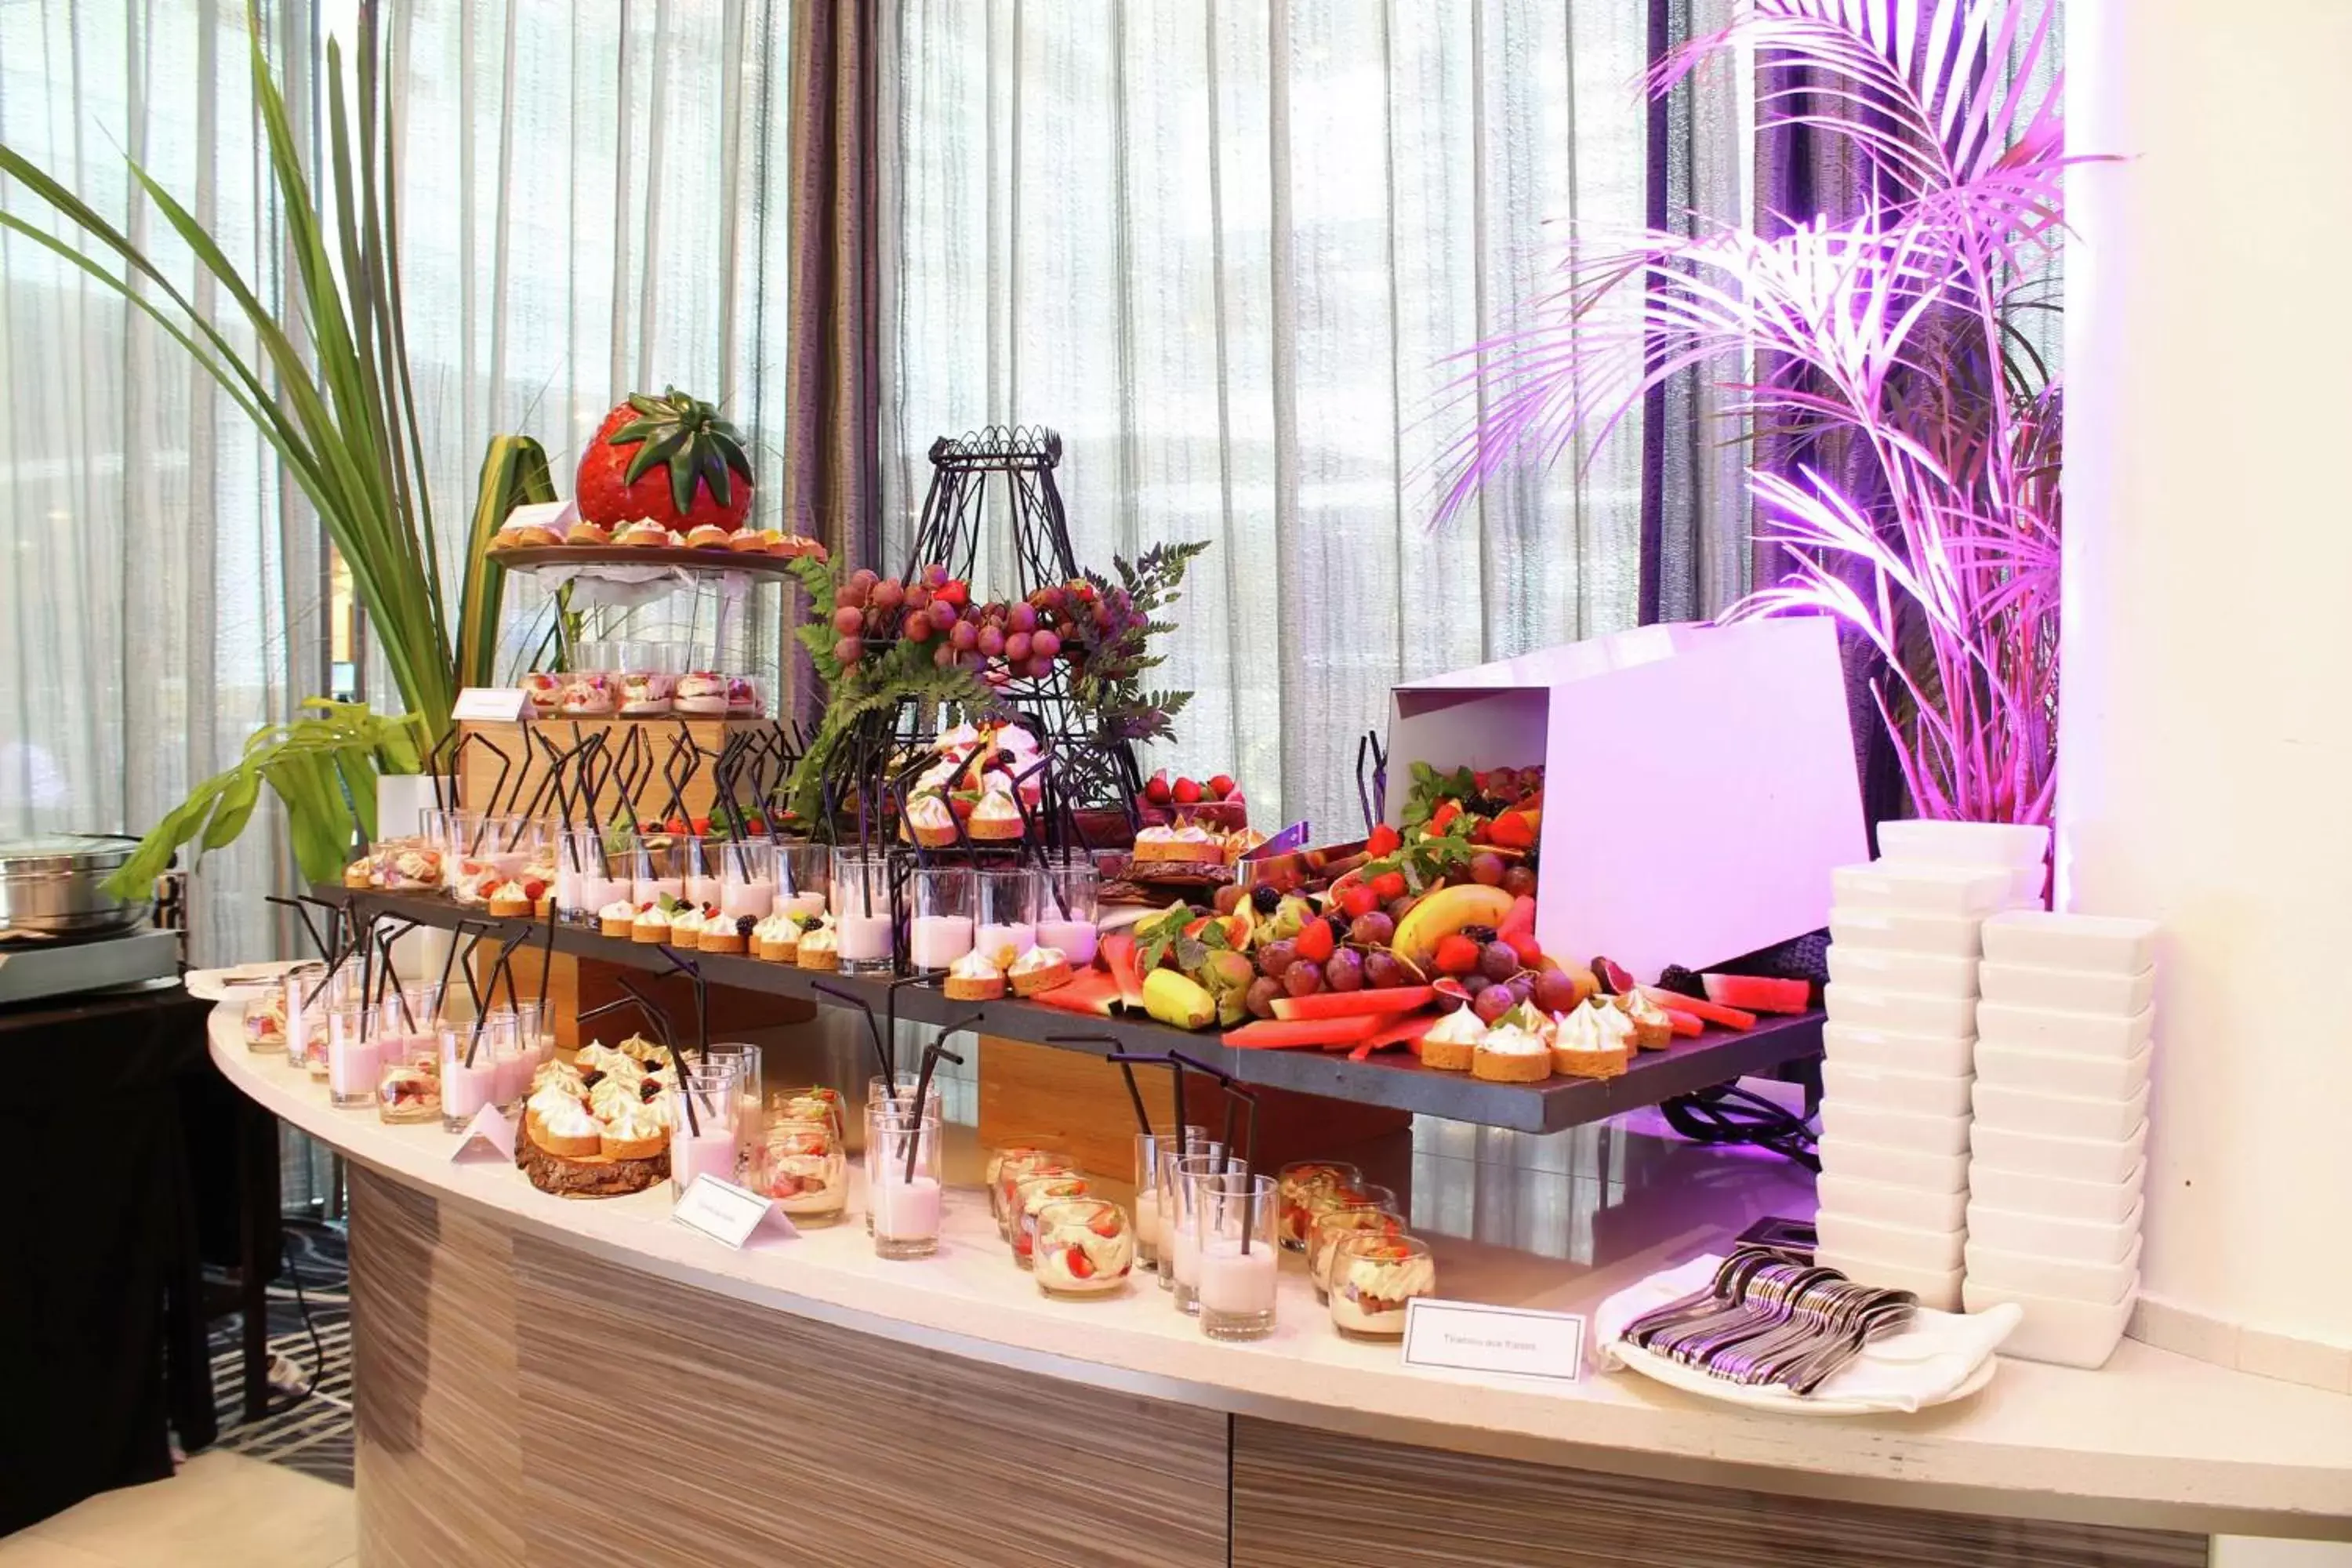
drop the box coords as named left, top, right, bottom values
left=673, top=1174, right=799, bottom=1249
left=452, top=687, right=532, bottom=723
left=1401, top=1299, right=1584, bottom=1384
left=449, top=1107, right=517, bottom=1164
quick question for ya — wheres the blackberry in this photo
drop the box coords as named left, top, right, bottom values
left=1656, top=964, right=1706, bottom=1000
left=640, top=1078, right=662, bottom=1102
left=1460, top=924, right=1497, bottom=945
left=1251, top=884, right=1282, bottom=915
left=735, top=915, right=757, bottom=935
left=580, top=1069, right=607, bottom=1089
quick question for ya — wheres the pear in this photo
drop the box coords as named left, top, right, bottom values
left=1196, top=949, right=1258, bottom=1027
left=1142, top=967, right=1218, bottom=1031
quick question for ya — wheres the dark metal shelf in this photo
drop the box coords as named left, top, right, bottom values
left=316, top=887, right=1822, bottom=1136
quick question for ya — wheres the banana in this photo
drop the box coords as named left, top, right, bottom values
left=1142, top=967, right=1218, bottom=1031
left=1389, top=884, right=1518, bottom=970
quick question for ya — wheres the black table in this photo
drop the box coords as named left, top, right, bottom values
left=0, top=982, right=221, bottom=1534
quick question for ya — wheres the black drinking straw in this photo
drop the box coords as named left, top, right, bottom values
left=1069, top=1039, right=1151, bottom=1135
left=1232, top=1087, right=1263, bottom=1254
left=606, top=974, right=698, bottom=1135
left=901, top=1040, right=967, bottom=1183
left=377, top=927, right=414, bottom=1032
left=812, top=980, right=894, bottom=1097
left=532, top=913, right=556, bottom=1022
left=466, top=931, right=528, bottom=1068
left=437, top=918, right=487, bottom=1015
left=655, top=947, right=709, bottom=1059
left=300, top=929, right=358, bottom=1009
left=266, top=895, right=328, bottom=960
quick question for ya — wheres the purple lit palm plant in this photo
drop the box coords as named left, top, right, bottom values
left=1441, top=1, right=2070, bottom=826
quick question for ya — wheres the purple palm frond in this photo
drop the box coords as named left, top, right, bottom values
left=1438, top=0, right=2071, bottom=828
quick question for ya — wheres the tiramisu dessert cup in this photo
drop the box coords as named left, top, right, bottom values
left=1328, top=1232, right=1436, bottom=1339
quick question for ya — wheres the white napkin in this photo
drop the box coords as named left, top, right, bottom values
left=1594, top=1254, right=2020, bottom=1415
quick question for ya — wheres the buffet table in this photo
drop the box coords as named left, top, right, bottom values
left=209, top=1011, right=2352, bottom=1565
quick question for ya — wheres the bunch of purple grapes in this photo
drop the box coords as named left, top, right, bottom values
left=829, top=564, right=1087, bottom=682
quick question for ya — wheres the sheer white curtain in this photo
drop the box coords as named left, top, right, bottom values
left=882, top=1, right=1734, bottom=834
left=2, top=0, right=793, bottom=960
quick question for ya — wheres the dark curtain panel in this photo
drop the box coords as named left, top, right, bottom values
left=784, top=0, right=884, bottom=722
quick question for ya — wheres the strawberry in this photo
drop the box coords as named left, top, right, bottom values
left=521, top=878, right=547, bottom=900
left=1144, top=771, right=1174, bottom=807
left=1338, top=882, right=1379, bottom=919
left=1294, top=916, right=1338, bottom=964
left=666, top=815, right=688, bottom=835
left=1486, top=810, right=1537, bottom=850
left=1369, top=870, right=1407, bottom=902
left=1507, top=933, right=1544, bottom=969
left=1173, top=776, right=1205, bottom=804
left=1366, top=822, right=1403, bottom=856
left=1429, top=800, right=1463, bottom=834
left=1087, top=1208, right=1123, bottom=1238
left=574, top=388, right=754, bottom=532
left=1207, top=773, right=1237, bottom=800
left=1063, top=1247, right=1096, bottom=1279
left=690, top=815, right=711, bottom=835
left=1432, top=934, right=1483, bottom=977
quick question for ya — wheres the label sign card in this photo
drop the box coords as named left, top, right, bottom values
left=452, top=686, right=532, bottom=723
left=673, top=1174, right=800, bottom=1249
left=449, top=1107, right=518, bottom=1164
left=1401, top=1299, right=1586, bottom=1385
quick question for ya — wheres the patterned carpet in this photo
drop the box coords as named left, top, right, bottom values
left=204, top=1221, right=354, bottom=1487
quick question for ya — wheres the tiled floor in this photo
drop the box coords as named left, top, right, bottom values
left=0, top=1452, right=355, bottom=1568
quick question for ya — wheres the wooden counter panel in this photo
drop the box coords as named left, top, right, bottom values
left=512, top=1232, right=1229, bottom=1568
left=350, top=1171, right=527, bottom=1568
left=1229, top=1417, right=2208, bottom=1568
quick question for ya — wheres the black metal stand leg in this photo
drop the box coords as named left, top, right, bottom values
left=236, top=1104, right=280, bottom=1422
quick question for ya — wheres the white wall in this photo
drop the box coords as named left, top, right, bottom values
left=2060, top=0, right=2352, bottom=1350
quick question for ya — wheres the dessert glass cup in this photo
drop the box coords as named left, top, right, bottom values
left=325, top=1000, right=378, bottom=1107
left=866, top=1102, right=945, bottom=1259
left=275, top=964, right=325, bottom=1063
left=1328, top=1231, right=1436, bottom=1340
left=1166, top=1152, right=1245, bottom=1316
left=777, top=843, right=830, bottom=921
left=684, top=833, right=728, bottom=909
left=756, top=1117, right=848, bottom=1222
left=1156, top=1138, right=1232, bottom=1293
left=565, top=829, right=630, bottom=921
left=615, top=640, right=678, bottom=717
left=1032, top=1198, right=1134, bottom=1299
left=1132, top=1127, right=1207, bottom=1273
left=477, top=814, right=541, bottom=881
left=714, top=838, right=777, bottom=923
left=908, top=866, right=976, bottom=972
left=1293, top=1179, right=1396, bottom=1265
left=1194, top=1173, right=1280, bottom=1341
left=971, top=867, right=1038, bottom=967
left=1011, top=1173, right=1094, bottom=1269
left=375, top=1022, right=441, bottom=1125
left=700, top=1043, right=764, bottom=1143
left=1034, top=862, right=1099, bottom=966
left=1276, top=1161, right=1363, bottom=1252
left=830, top=850, right=896, bottom=975
left=630, top=835, right=684, bottom=906
left=670, top=1070, right=743, bottom=1198
left=992, top=1148, right=1077, bottom=1237
left=1308, top=1203, right=1406, bottom=1302
left=768, top=1085, right=846, bottom=1144
left=441, top=1013, right=509, bottom=1131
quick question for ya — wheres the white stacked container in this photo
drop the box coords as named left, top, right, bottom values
left=1813, top=837, right=2026, bottom=1311
left=1962, top=911, right=2158, bottom=1367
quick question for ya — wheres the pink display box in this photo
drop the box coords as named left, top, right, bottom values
left=1388, top=619, right=1865, bottom=984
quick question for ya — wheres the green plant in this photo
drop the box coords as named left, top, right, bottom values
left=1064, top=541, right=1210, bottom=746
left=108, top=702, right=427, bottom=892
left=0, top=8, right=548, bottom=893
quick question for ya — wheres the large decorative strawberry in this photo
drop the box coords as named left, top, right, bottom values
left=575, top=387, right=755, bottom=532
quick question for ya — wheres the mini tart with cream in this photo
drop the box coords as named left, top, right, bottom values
left=564, top=520, right=613, bottom=546
left=701, top=910, right=752, bottom=955
left=488, top=880, right=535, bottom=917
left=599, top=899, right=637, bottom=938
left=902, top=792, right=958, bottom=848
left=666, top=906, right=706, bottom=949
left=1417, top=1007, right=1484, bottom=1073
left=673, top=671, right=728, bottom=715
left=731, top=528, right=777, bottom=554
left=751, top=912, right=802, bottom=963
left=1552, top=996, right=1633, bottom=1079
left=1613, top=986, right=1674, bottom=1051
left=615, top=519, right=671, bottom=547
left=343, top=856, right=376, bottom=889
left=631, top=902, right=674, bottom=944
left=1131, top=819, right=1225, bottom=866
left=943, top=947, right=1006, bottom=1002
left=528, top=1093, right=602, bottom=1159
left=1472, top=1013, right=1554, bottom=1083
left=684, top=523, right=734, bottom=550
left=599, top=1100, right=670, bottom=1161
left=499, top=519, right=565, bottom=548
left=967, top=784, right=1025, bottom=843
left=1007, top=945, right=1071, bottom=998
left=794, top=917, right=840, bottom=971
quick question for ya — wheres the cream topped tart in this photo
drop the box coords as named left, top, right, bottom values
left=1007, top=943, right=1070, bottom=997
left=1417, top=1007, right=1484, bottom=1073
left=968, top=784, right=1025, bottom=842
left=752, top=912, right=802, bottom=962
left=598, top=899, right=637, bottom=938
left=944, top=946, right=1006, bottom=1001
left=795, top=918, right=840, bottom=971
left=1552, top=996, right=1634, bottom=1079
left=631, top=902, right=674, bottom=945
left=1472, top=1017, right=1554, bottom=1083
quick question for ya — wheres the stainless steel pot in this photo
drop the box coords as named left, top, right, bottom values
left=0, top=834, right=152, bottom=939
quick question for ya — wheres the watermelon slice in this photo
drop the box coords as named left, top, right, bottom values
left=1099, top=931, right=1146, bottom=1009
left=1271, top=985, right=1435, bottom=1022
left=1702, top=973, right=1811, bottom=1015
left=1638, top=985, right=1756, bottom=1031
left=1029, top=968, right=1122, bottom=1017
left=1661, top=1007, right=1704, bottom=1038
left=1223, top=1014, right=1387, bottom=1050
left=1348, top=1014, right=1436, bottom=1061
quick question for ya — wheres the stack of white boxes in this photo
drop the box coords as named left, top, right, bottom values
left=1961, top=911, right=2157, bottom=1367
left=1813, top=821, right=2049, bottom=1312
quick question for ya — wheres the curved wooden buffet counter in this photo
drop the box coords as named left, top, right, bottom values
left=209, top=1014, right=2351, bottom=1566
